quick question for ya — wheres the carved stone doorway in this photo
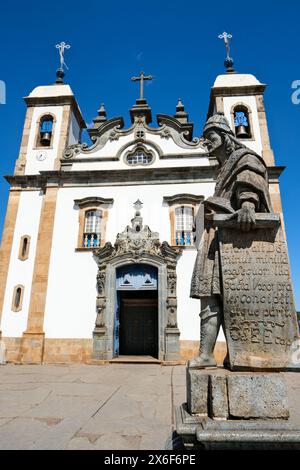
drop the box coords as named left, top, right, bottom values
left=92, top=204, right=182, bottom=362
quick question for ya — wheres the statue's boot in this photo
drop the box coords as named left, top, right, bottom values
left=188, top=304, right=221, bottom=369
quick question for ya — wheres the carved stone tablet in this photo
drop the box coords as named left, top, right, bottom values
left=227, top=375, right=289, bottom=419
left=218, top=218, right=299, bottom=370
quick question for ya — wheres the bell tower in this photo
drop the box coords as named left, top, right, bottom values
left=14, top=69, right=86, bottom=176
left=207, top=33, right=284, bottom=219
left=207, top=72, right=275, bottom=166
left=208, top=32, right=275, bottom=166
left=0, top=55, right=86, bottom=363
left=207, top=70, right=285, bottom=224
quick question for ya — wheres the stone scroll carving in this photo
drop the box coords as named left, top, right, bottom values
left=62, top=111, right=207, bottom=163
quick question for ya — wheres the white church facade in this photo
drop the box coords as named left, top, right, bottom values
left=0, top=66, right=284, bottom=364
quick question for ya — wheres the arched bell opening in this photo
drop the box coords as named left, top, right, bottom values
left=233, top=105, right=252, bottom=139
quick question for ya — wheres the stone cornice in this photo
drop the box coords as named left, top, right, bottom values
left=267, top=165, right=285, bottom=182
left=4, top=165, right=284, bottom=189
left=4, top=166, right=217, bottom=189
left=24, top=95, right=86, bottom=129
left=163, top=194, right=204, bottom=205
left=74, top=196, right=114, bottom=207
left=211, top=84, right=266, bottom=96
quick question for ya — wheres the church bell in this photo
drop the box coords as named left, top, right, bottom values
left=235, top=124, right=249, bottom=138
left=234, top=110, right=250, bottom=139
left=40, top=132, right=52, bottom=146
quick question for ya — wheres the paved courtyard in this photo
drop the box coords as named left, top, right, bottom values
left=0, top=364, right=300, bottom=450
left=0, top=364, right=186, bottom=450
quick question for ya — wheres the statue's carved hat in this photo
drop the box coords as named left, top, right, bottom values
left=203, top=112, right=233, bottom=135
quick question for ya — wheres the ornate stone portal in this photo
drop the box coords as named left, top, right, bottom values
left=92, top=202, right=182, bottom=361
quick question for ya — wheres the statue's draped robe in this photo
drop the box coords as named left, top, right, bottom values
left=190, top=148, right=272, bottom=299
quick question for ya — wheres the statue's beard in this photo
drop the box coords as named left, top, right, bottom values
left=204, top=143, right=227, bottom=167
left=205, top=142, right=223, bottom=157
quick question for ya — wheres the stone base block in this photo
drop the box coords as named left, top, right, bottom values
left=186, top=369, right=289, bottom=420
left=227, top=374, right=289, bottom=419
left=186, top=370, right=209, bottom=415
left=210, top=375, right=228, bottom=419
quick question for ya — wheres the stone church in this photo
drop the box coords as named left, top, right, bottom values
left=0, top=63, right=284, bottom=364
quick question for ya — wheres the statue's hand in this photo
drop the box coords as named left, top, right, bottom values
left=232, top=201, right=256, bottom=232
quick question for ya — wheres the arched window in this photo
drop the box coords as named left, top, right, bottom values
left=38, top=115, right=54, bottom=147
left=83, top=210, right=102, bottom=248
left=74, top=196, right=113, bottom=251
left=22, top=238, right=28, bottom=257
left=175, top=206, right=194, bottom=246
left=15, top=288, right=21, bottom=309
left=19, top=235, right=30, bottom=261
left=12, top=285, right=24, bottom=312
left=233, top=106, right=251, bottom=139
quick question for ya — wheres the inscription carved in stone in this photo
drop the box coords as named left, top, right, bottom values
left=219, top=224, right=299, bottom=370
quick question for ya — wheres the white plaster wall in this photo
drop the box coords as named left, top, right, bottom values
left=176, top=249, right=198, bottom=340
left=145, top=132, right=205, bottom=156
left=1, top=190, right=43, bottom=337
left=68, top=112, right=81, bottom=145
left=176, top=238, right=225, bottom=342
left=44, top=181, right=216, bottom=340
left=71, top=154, right=210, bottom=172
left=223, top=95, right=263, bottom=155
left=25, top=106, right=63, bottom=175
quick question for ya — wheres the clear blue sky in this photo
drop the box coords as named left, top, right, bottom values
left=0, top=0, right=299, bottom=309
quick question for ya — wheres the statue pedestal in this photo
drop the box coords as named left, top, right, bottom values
left=214, top=214, right=300, bottom=370
left=175, top=368, right=300, bottom=450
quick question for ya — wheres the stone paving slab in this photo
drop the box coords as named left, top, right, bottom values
left=0, top=364, right=299, bottom=450
left=0, top=386, right=52, bottom=405
left=44, top=382, right=118, bottom=397
left=0, top=417, right=51, bottom=450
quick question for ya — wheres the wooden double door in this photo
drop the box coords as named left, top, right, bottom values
left=119, top=292, right=158, bottom=358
